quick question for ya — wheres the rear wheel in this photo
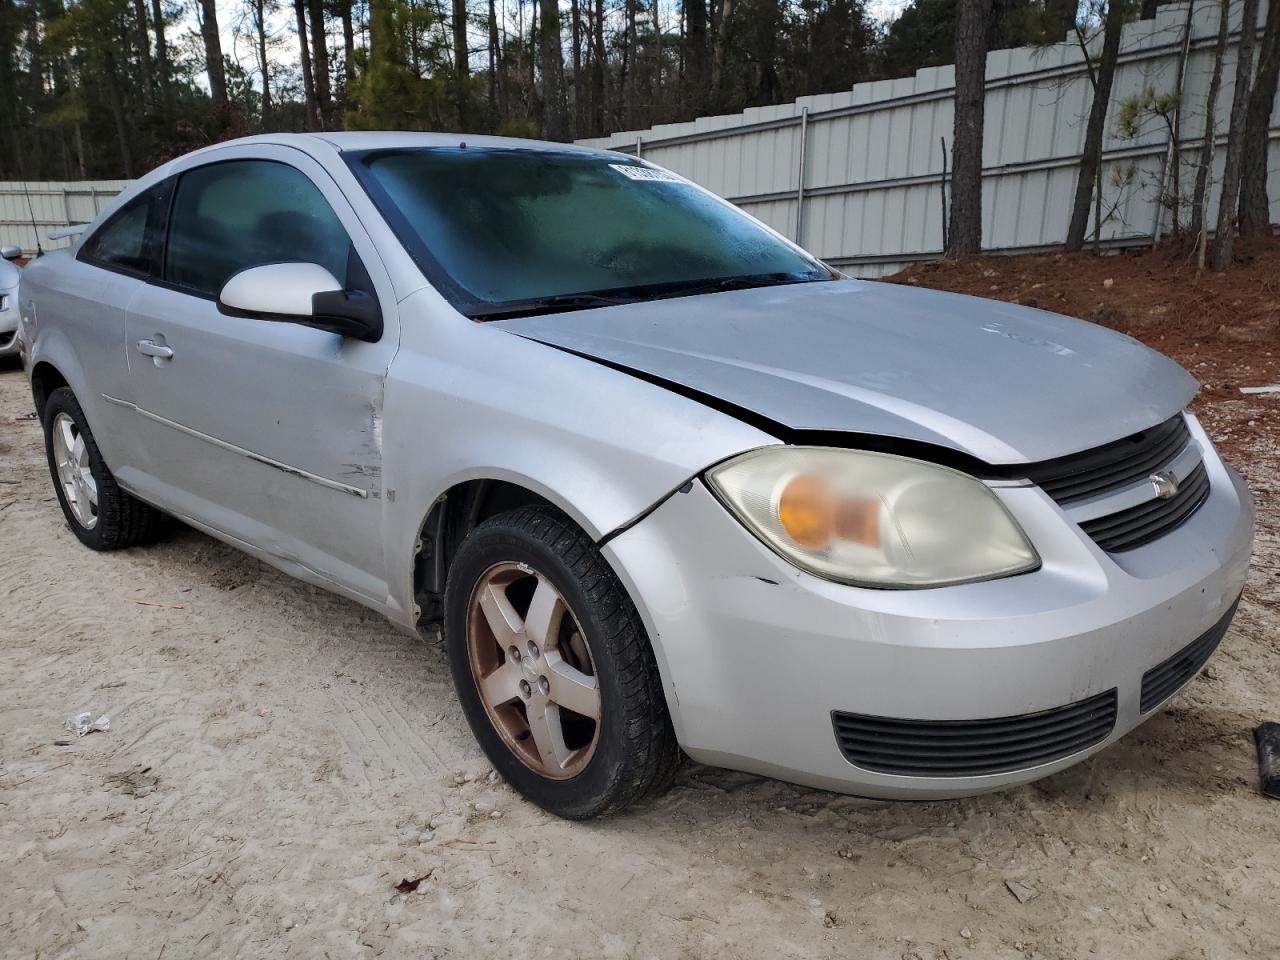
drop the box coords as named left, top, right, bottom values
left=42, top=386, right=165, bottom=550
left=444, top=505, right=678, bottom=818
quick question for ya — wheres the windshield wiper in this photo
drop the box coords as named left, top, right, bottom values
left=468, top=292, right=638, bottom=321
left=469, top=272, right=831, bottom=321
left=661, top=272, right=825, bottom=298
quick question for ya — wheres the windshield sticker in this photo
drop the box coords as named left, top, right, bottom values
left=609, top=163, right=685, bottom=183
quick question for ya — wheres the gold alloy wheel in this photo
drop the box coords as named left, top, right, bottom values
left=466, top=562, right=602, bottom=779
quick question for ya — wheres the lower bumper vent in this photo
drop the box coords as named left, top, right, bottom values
left=832, top=690, right=1117, bottom=778
left=1140, top=596, right=1240, bottom=713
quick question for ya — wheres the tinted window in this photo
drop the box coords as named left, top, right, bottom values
left=164, top=160, right=351, bottom=298
left=351, top=148, right=828, bottom=316
left=81, top=182, right=170, bottom=276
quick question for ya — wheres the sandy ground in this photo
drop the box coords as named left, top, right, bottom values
left=1, top=349, right=1277, bottom=960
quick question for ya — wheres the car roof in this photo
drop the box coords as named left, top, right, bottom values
left=216, top=131, right=623, bottom=159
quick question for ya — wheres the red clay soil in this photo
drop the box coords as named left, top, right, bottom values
left=883, top=238, right=1279, bottom=492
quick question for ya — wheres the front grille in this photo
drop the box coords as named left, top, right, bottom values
left=1140, top=596, right=1240, bottom=712
left=1021, top=415, right=1191, bottom=506
left=1079, top=461, right=1210, bottom=552
left=832, top=689, right=1117, bottom=777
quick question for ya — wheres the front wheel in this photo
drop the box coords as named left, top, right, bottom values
left=444, top=505, right=679, bottom=818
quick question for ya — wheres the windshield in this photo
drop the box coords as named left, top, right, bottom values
left=348, top=147, right=831, bottom=319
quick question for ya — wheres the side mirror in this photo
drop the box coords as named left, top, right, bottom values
left=217, top=262, right=383, bottom=342
left=1, top=245, right=22, bottom=261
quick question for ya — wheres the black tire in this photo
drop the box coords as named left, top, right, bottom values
left=42, top=386, right=166, bottom=550
left=444, top=505, right=679, bottom=818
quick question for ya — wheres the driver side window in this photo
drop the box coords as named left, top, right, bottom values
left=164, top=159, right=353, bottom=299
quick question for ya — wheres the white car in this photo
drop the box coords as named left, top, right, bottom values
left=0, top=248, right=21, bottom=359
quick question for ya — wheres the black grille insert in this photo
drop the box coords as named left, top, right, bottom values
left=832, top=689, right=1117, bottom=777
left=1019, top=415, right=1191, bottom=506
left=1079, top=461, right=1210, bottom=552
left=1140, top=596, right=1240, bottom=713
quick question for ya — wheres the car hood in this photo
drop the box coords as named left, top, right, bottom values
left=497, top=279, right=1197, bottom=465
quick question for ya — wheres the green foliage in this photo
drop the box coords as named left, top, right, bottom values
left=344, top=0, right=475, bottom=130
left=1116, top=85, right=1181, bottom=138
left=3, top=0, right=1127, bottom=179
left=881, top=0, right=1079, bottom=79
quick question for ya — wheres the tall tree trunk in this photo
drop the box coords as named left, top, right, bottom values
left=295, top=0, right=320, bottom=129
left=571, top=0, right=581, bottom=135
left=1065, top=1, right=1125, bottom=252
left=1209, top=0, right=1259, bottom=269
left=621, top=0, right=637, bottom=122
left=947, top=0, right=992, bottom=258
left=73, top=121, right=86, bottom=179
left=131, top=0, right=156, bottom=103
left=651, top=0, right=663, bottom=105
left=488, top=0, right=500, bottom=117
left=453, top=0, right=469, bottom=126
left=341, top=0, right=356, bottom=90
left=711, top=0, right=732, bottom=104
left=254, top=0, right=272, bottom=123
left=1239, top=0, right=1280, bottom=236
left=309, top=0, right=332, bottom=124
left=1167, top=0, right=1196, bottom=236
left=102, top=50, right=134, bottom=177
left=150, top=0, right=172, bottom=111
left=685, top=0, right=707, bottom=114
left=538, top=0, right=568, bottom=139
left=1190, top=0, right=1229, bottom=241
left=198, top=0, right=228, bottom=109
left=593, top=0, right=605, bottom=133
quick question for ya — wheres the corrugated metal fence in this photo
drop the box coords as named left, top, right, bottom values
left=4, top=1, right=1278, bottom=271
left=578, top=0, right=1280, bottom=275
left=0, top=181, right=129, bottom=254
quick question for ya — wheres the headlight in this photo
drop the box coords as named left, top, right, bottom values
left=706, top=446, right=1039, bottom=588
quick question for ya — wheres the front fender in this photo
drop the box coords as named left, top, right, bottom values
left=380, top=290, right=777, bottom=623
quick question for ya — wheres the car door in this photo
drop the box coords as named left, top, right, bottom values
left=122, top=148, right=399, bottom=604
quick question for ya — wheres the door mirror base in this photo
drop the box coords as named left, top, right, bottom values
left=217, top=262, right=383, bottom=342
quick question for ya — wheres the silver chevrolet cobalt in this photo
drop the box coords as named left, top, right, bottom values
left=17, top=134, right=1253, bottom=818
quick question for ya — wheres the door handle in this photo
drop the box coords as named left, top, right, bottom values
left=136, top=338, right=173, bottom=360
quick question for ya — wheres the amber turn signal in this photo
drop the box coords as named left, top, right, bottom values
left=778, top=474, right=836, bottom=547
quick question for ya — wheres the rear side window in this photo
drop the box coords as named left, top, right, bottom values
left=163, top=159, right=352, bottom=298
left=80, top=182, right=171, bottom=277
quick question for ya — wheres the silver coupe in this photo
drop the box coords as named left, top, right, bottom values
left=16, top=134, right=1254, bottom=818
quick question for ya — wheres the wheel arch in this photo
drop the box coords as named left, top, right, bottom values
left=411, top=476, right=576, bottom=629
left=30, top=359, right=70, bottom=420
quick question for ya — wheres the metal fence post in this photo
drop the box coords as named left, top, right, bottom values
left=795, top=107, right=809, bottom=246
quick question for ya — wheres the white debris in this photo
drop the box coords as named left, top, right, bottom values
left=1239, top=385, right=1280, bottom=395
left=65, top=711, right=110, bottom=736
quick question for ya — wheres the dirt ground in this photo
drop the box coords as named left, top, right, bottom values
left=1, top=247, right=1278, bottom=958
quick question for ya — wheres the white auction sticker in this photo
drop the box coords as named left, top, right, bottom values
left=609, top=163, right=685, bottom=183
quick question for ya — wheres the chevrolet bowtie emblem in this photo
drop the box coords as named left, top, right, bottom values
left=1149, top=471, right=1180, bottom=500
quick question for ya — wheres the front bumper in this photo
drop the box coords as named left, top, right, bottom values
left=603, top=418, right=1254, bottom=799
left=0, top=298, right=18, bottom=357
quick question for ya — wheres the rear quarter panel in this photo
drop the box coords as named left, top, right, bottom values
left=23, top=251, right=142, bottom=470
